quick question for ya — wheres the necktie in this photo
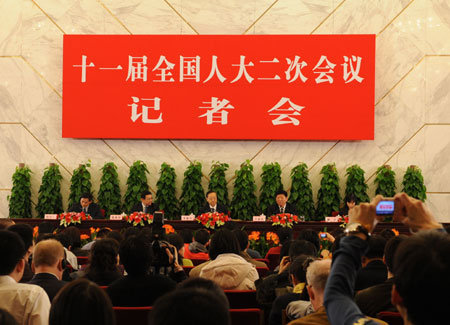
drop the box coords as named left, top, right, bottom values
left=211, top=207, right=215, bottom=213
left=280, top=206, right=284, bottom=214
left=144, top=206, right=147, bottom=214
left=83, top=207, right=87, bottom=214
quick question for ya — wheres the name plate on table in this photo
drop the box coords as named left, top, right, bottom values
left=44, top=214, right=58, bottom=220
left=325, top=216, right=340, bottom=222
left=253, top=215, right=266, bottom=222
left=110, top=215, right=124, bottom=220
left=181, top=215, right=196, bottom=221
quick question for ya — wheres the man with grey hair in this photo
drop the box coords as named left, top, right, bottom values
left=287, top=259, right=331, bottom=325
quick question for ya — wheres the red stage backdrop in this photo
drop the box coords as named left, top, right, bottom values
left=63, top=35, right=375, bottom=140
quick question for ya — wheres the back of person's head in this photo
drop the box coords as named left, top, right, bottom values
left=279, top=240, right=293, bottom=262
left=50, top=279, right=115, bottom=325
left=331, top=233, right=344, bottom=254
left=223, top=221, right=238, bottom=231
left=364, top=235, right=387, bottom=259
left=62, top=226, right=81, bottom=249
left=38, top=222, right=55, bottom=235
left=0, top=230, right=26, bottom=275
left=289, top=255, right=309, bottom=283
left=8, top=224, right=33, bottom=250
left=55, top=232, right=73, bottom=249
left=178, top=277, right=229, bottom=308
left=296, top=229, right=320, bottom=252
left=96, top=228, right=111, bottom=239
left=384, top=235, right=407, bottom=274
left=0, top=308, right=17, bottom=325
left=194, top=229, right=210, bottom=246
left=33, top=239, right=64, bottom=268
left=36, top=233, right=56, bottom=244
left=276, top=227, right=293, bottom=245
left=122, top=226, right=141, bottom=239
left=393, top=231, right=450, bottom=325
left=306, top=259, right=331, bottom=292
left=90, top=238, right=119, bottom=272
left=0, top=219, right=15, bottom=230
left=289, top=239, right=317, bottom=259
left=106, top=231, right=123, bottom=244
left=167, top=233, right=184, bottom=251
left=119, top=235, right=152, bottom=276
left=149, top=288, right=230, bottom=325
left=379, top=228, right=396, bottom=241
left=232, top=229, right=248, bottom=252
left=179, top=229, right=193, bottom=244
left=208, top=229, right=241, bottom=260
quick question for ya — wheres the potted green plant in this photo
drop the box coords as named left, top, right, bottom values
left=208, top=161, right=230, bottom=207
left=156, top=162, right=179, bottom=220
left=36, top=164, right=64, bottom=218
left=179, top=162, right=205, bottom=216
left=344, top=164, right=369, bottom=203
left=402, top=165, right=427, bottom=201
left=98, top=162, right=122, bottom=216
left=230, top=160, right=258, bottom=220
left=68, top=162, right=92, bottom=208
left=289, top=163, right=315, bottom=220
left=259, top=162, right=283, bottom=216
left=123, top=161, right=150, bottom=213
left=316, top=163, right=341, bottom=220
left=8, top=164, right=32, bottom=218
left=374, top=165, right=396, bottom=197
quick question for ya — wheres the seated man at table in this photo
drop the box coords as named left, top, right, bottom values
left=266, top=190, right=297, bottom=217
left=130, top=190, right=159, bottom=214
left=197, top=191, right=228, bottom=215
left=68, top=192, right=103, bottom=219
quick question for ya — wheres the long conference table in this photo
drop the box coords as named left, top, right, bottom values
left=13, top=218, right=415, bottom=235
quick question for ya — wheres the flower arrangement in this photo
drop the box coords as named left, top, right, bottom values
left=163, top=224, right=175, bottom=234
left=248, top=231, right=279, bottom=257
left=124, top=212, right=154, bottom=227
left=338, top=215, right=349, bottom=229
left=268, top=213, right=300, bottom=228
left=59, top=212, right=92, bottom=227
left=33, top=226, right=39, bottom=242
left=196, top=212, right=229, bottom=229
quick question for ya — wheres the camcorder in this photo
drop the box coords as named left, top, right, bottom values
left=151, top=211, right=176, bottom=271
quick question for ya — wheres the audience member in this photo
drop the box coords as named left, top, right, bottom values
left=177, top=277, right=229, bottom=307
left=378, top=228, right=396, bottom=241
left=107, top=235, right=177, bottom=306
left=354, top=235, right=387, bottom=291
left=232, top=229, right=267, bottom=267
left=265, top=227, right=293, bottom=258
left=167, top=233, right=193, bottom=266
left=49, top=278, right=115, bottom=325
left=55, top=232, right=78, bottom=271
left=81, top=238, right=122, bottom=286
left=0, top=218, right=15, bottom=230
left=296, top=229, right=321, bottom=253
left=0, top=308, right=18, bottom=325
left=61, top=226, right=87, bottom=257
left=355, top=235, right=407, bottom=317
left=81, top=227, right=111, bottom=251
left=68, top=192, right=103, bottom=219
left=29, top=239, right=67, bottom=302
left=8, top=223, right=34, bottom=282
left=0, top=230, right=50, bottom=325
left=198, top=229, right=259, bottom=290
left=106, top=230, right=123, bottom=244
left=323, top=193, right=447, bottom=325
left=184, top=229, right=210, bottom=259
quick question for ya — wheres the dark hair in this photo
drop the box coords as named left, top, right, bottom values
left=38, top=221, right=55, bottom=234
left=276, top=227, right=293, bottom=245
left=208, top=229, right=241, bottom=260
left=36, top=233, right=56, bottom=244
left=178, top=277, right=229, bottom=308
left=232, top=229, right=248, bottom=251
left=56, top=232, right=73, bottom=249
left=194, top=229, right=210, bottom=246
left=223, top=221, right=238, bottom=231
left=288, top=240, right=317, bottom=259
left=8, top=224, right=33, bottom=249
left=275, top=190, right=288, bottom=197
left=0, top=308, right=17, bottom=325
left=379, top=229, right=396, bottom=241
left=87, top=239, right=120, bottom=273
left=80, top=192, right=94, bottom=201
left=344, top=193, right=357, bottom=204
left=50, top=279, right=115, bottom=325
left=331, top=233, right=344, bottom=254
left=62, top=227, right=82, bottom=249
left=0, top=230, right=26, bottom=275
left=122, top=226, right=141, bottom=239
left=279, top=240, right=293, bottom=262
left=141, top=190, right=152, bottom=199
left=96, top=228, right=111, bottom=239
left=296, top=229, right=320, bottom=252
left=205, top=190, right=216, bottom=198
left=106, top=231, right=123, bottom=244
left=289, top=255, right=309, bottom=282
left=149, top=288, right=230, bottom=325
left=364, top=235, right=387, bottom=259
left=384, top=235, right=407, bottom=273
left=393, top=231, right=450, bottom=325
left=0, top=219, right=15, bottom=230
left=119, top=235, right=152, bottom=276
left=179, top=229, right=193, bottom=244
left=167, top=233, right=184, bottom=251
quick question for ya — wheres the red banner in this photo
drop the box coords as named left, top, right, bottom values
left=63, top=35, right=375, bottom=140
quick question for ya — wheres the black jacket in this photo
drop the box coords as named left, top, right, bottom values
left=68, top=202, right=103, bottom=219
left=130, top=202, right=159, bottom=215
left=197, top=203, right=229, bottom=215
left=28, top=273, right=67, bottom=302
left=266, top=202, right=298, bottom=217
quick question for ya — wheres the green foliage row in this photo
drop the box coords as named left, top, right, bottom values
left=259, top=162, right=283, bottom=216
left=68, top=162, right=92, bottom=208
left=98, top=162, right=122, bottom=216
left=208, top=162, right=230, bottom=207
left=230, top=160, right=258, bottom=220
left=156, top=163, right=179, bottom=220
left=289, top=163, right=315, bottom=221
left=316, top=163, right=341, bottom=219
left=35, top=164, right=63, bottom=218
left=179, top=162, right=204, bottom=216
left=123, top=161, right=149, bottom=213
left=8, top=165, right=32, bottom=218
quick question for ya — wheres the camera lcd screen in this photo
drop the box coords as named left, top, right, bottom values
left=376, top=200, right=395, bottom=215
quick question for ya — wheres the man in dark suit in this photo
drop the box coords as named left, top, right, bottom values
left=68, top=192, right=103, bottom=219
left=354, top=235, right=387, bottom=291
left=197, top=191, right=228, bottom=215
left=266, top=190, right=297, bottom=216
left=130, top=190, right=159, bottom=214
left=28, top=239, right=67, bottom=302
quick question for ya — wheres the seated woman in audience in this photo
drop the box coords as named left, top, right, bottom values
left=167, top=233, right=193, bottom=266
left=81, top=238, right=123, bottom=286
left=49, top=278, right=115, bottom=325
left=198, top=229, right=259, bottom=290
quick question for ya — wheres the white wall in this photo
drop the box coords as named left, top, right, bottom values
left=1, top=0, right=449, bottom=221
